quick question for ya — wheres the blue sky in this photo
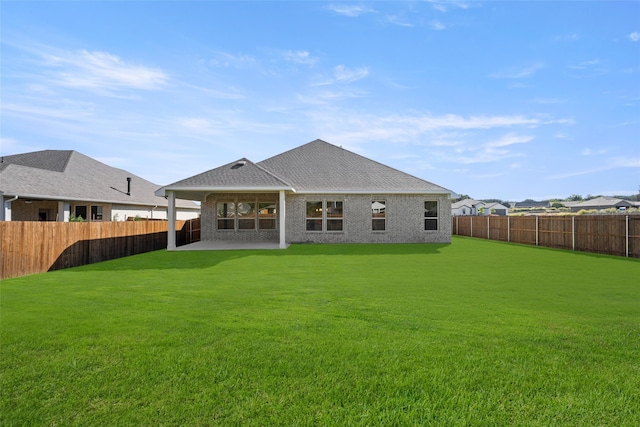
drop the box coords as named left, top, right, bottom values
left=1, top=1, right=638, bottom=201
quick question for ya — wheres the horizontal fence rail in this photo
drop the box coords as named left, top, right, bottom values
left=452, top=215, right=640, bottom=258
left=0, top=218, right=201, bottom=280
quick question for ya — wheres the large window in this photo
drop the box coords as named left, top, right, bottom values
left=217, top=202, right=235, bottom=230
left=74, top=205, right=87, bottom=221
left=372, top=200, right=386, bottom=231
left=91, top=205, right=103, bottom=221
left=424, top=201, right=438, bottom=231
left=237, top=202, right=256, bottom=230
left=217, top=200, right=276, bottom=230
left=258, top=203, right=276, bottom=230
left=306, top=200, right=343, bottom=232
left=306, top=201, right=323, bottom=231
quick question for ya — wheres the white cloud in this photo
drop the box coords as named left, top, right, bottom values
left=484, top=133, right=534, bottom=148
left=490, top=62, right=545, bottom=79
left=208, top=52, right=256, bottom=68
left=283, top=50, right=319, bottom=65
left=326, top=4, right=376, bottom=17
left=45, top=49, right=168, bottom=91
left=312, top=65, right=370, bottom=86
left=630, top=32, right=640, bottom=42
left=581, top=148, right=607, bottom=156
left=429, top=20, right=446, bottom=31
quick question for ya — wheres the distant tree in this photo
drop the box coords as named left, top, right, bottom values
left=566, top=194, right=583, bottom=201
left=454, top=194, right=472, bottom=202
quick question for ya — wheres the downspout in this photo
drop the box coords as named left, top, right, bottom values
left=151, top=205, right=158, bottom=219
left=3, top=195, right=19, bottom=221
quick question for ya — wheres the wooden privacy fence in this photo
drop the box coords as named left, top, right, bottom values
left=0, top=218, right=201, bottom=280
left=452, top=215, right=640, bottom=258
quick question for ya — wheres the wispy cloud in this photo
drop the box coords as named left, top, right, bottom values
left=283, top=50, right=319, bottom=66
left=326, top=4, right=376, bottom=17
left=547, top=157, right=640, bottom=180
left=44, top=49, right=168, bottom=91
left=630, top=32, right=640, bottom=42
left=581, top=148, right=607, bottom=156
left=490, top=62, right=545, bottom=79
left=425, top=0, right=470, bottom=13
left=429, top=20, right=446, bottom=31
left=312, top=65, right=370, bottom=86
left=484, top=133, right=534, bottom=148
left=531, top=97, right=567, bottom=105
left=208, top=51, right=256, bottom=68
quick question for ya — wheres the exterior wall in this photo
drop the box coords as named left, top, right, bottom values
left=4, top=199, right=198, bottom=222
left=200, top=192, right=451, bottom=244
left=285, top=193, right=451, bottom=244
left=111, top=205, right=200, bottom=221
left=201, top=192, right=280, bottom=241
left=10, top=200, right=70, bottom=221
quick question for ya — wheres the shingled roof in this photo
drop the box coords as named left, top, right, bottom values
left=158, top=139, right=452, bottom=196
left=0, top=150, right=197, bottom=209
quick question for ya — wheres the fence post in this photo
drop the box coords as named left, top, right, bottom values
left=536, top=215, right=539, bottom=246
left=572, top=216, right=575, bottom=251
left=470, top=217, right=473, bottom=238
left=626, top=215, right=629, bottom=258
left=487, top=216, right=490, bottom=239
left=507, top=216, right=510, bottom=242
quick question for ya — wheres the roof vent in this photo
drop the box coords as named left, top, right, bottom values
left=232, top=160, right=246, bottom=169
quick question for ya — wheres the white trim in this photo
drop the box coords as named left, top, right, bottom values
left=167, top=191, right=176, bottom=250
left=298, top=190, right=452, bottom=195
left=156, top=186, right=295, bottom=196
left=279, top=190, right=286, bottom=249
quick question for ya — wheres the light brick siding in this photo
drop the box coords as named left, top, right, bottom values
left=202, top=192, right=451, bottom=244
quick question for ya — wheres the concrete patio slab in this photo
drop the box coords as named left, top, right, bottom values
left=173, top=241, right=287, bottom=251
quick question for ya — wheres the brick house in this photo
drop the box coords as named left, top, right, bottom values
left=156, top=139, right=454, bottom=249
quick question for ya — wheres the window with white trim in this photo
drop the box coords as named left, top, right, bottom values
left=372, top=200, right=386, bottom=231
left=217, top=202, right=235, bottom=230
left=237, top=202, right=256, bottom=230
left=258, top=203, right=276, bottom=230
left=424, top=201, right=438, bottom=231
left=306, top=200, right=344, bottom=232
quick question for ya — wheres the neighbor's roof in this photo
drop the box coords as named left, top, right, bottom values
left=0, top=150, right=198, bottom=209
left=451, top=198, right=484, bottom=209
left=572, top=197, right=633, bottom=208
left=159, top=139, right=452, bottom=197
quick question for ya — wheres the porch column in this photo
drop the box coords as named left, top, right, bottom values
left=279, top=190, right=286, bottom=249
left=57, top=201, right=70, bottom=222
left=167, top=191, right=176, bottom=250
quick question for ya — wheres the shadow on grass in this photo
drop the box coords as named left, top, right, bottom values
left=68, top=242, right=451, bottom=272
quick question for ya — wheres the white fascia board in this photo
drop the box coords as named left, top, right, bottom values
left=3, top=192, right=171, bottom=208
left=158, top=186, right=295, bottom=196
left=297, top=189, right=453, bottom=195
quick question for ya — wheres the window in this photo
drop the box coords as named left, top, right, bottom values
left=217, top=202, right=235, bottom=230
left=326, top=201, right=343, bottom=231
left=258, top=203, right=276, bottom=230
left=306, top=201, right=323, bottom=231
left=424, top=201, right=438, bottom=231
left=91, top=205, right=103, bottom=221
left=74, top=205, right=87, bottom=221
left=372, top=200, right=386, bottom=231
left=237, top=202, right=256, bottom=230
left=306, top=200, right=343, bottom=232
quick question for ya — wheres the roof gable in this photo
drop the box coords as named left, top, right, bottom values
left=160, top=158, right=293, bottom=191
left=0, top=150, right=73, bottom=172
left=258, top=139, right=450, bottom=193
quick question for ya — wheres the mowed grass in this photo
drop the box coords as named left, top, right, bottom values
left=1, top=237, right=639, bottom=426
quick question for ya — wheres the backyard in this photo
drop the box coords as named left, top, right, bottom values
left=1, top=236, right=639, bottom=426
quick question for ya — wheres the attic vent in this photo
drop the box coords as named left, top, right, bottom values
left=232, top=160, right=246, bottom=169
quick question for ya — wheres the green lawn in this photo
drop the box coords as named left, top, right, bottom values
left=2, top=237, right=639, bottom=426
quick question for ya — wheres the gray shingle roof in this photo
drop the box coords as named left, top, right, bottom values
left=160, top=139, right=451, bottom=195
left=162, top=158, right=293, bottom=190
left=0, top=150, right=198, bottom=209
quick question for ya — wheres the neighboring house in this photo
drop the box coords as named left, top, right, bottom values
left=451, top=199, right=485, bottom=216
left=513, top=200, right=550, bottom=209
left=1, top=150, right=200, bottom=222
left=569, top=197, right=636, bottom=212
left=156, top=139, right=454, bottom=249
left=483, top=202, right=509, bottom=216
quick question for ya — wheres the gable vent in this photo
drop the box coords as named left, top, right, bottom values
left=232, top=160, right=246, bottom=169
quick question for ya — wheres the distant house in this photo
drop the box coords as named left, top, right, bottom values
left=452, top=199, right=485, bottom=216
left=569, top=197, right=636, bottom=212
left=1, top=150, right=200, bottom=221
left=156, top=139, right=454, bottom=249
left=451, top=199, right=508, bottom=216
left=483, top=202, right=509, bottom=216
left=513, top=200, right=550, bottom=209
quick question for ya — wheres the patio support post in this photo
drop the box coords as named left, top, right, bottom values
left=279, top=190, right=286, bottom=249
left=167, top=191, right=176, bottom=250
